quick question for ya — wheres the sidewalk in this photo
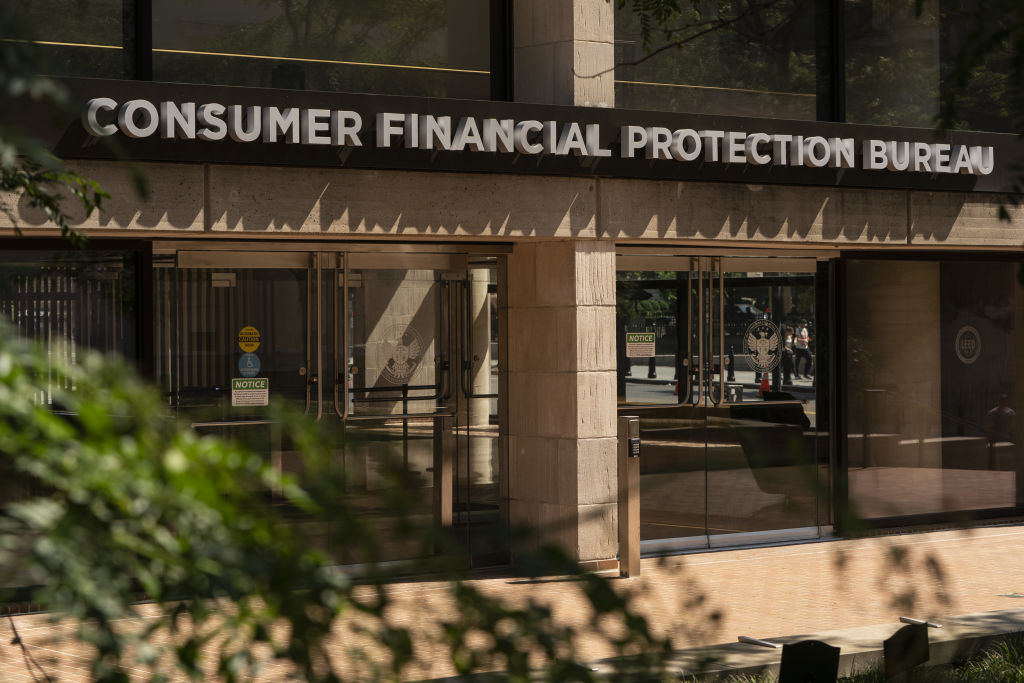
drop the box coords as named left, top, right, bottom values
left=625, top=363, right=816, bottom=389
left=3, top=525, right=1024, bottom=680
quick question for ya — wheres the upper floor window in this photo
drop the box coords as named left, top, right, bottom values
left=151, top=0, right=490, bottom=98
left=1, top=0, right=126, bottom=79
left=4, top=0, right=491, bottom=100
left=845, top=0, right=1016, bottom=132
left=615, top=1, right=818, bottom=120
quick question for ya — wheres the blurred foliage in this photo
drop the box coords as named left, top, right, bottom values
left=0, top=325, right=673, bottom=681
left=0, top=4, right=111, bottom=245
left=0, top=3, right=152, bottom=246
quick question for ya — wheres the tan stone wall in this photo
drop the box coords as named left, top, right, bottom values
left=0, top=161, right=204, bottom=234
left=507, top=239, right=618, bottom=561
left=910, top=191, right=1024, bottom=247
left=5, top=161, right=1022, bottom=249
left=598, top=179, right=910, bottom=243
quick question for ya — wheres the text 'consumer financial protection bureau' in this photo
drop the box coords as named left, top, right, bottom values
left=82, top=98, right=996, bottom=175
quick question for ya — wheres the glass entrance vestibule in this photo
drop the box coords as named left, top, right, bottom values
left=0, top=242, right=509, bottom=568
left=151, top=245, right=507, bottom=566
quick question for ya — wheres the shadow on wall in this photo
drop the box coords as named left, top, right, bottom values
left=8, top=163, right=972, bottom=241
left=12, top=160, right=203, bottom=232
left=7, top=164, right=599, bottom=238
left=597, top=178, right=969, bottom=243
left=908, top=191, right=982, bottom=243
left=210, top=166, right=598, bottom=238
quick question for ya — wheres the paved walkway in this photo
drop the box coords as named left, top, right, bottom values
left=2, top=524, right=1024, bottom=680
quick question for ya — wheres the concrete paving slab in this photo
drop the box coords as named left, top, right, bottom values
left=626, top=607, right=1024, bottom=680
left=3, top=524, right=1024, bottom=681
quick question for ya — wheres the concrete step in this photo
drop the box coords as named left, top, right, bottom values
left=590, top=607, right=1024, bottom=680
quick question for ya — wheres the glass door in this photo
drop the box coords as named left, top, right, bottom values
left=155, top=246, right=508, bottom=567
left=617, top=253, right=829, bottom=551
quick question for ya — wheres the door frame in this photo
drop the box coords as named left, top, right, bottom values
left=158, top=240, right=511, bottom=566
left=616, top=247, right=836, bottom=553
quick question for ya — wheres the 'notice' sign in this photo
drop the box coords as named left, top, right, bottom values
left=626, top=332, right=656, bottom=358
left=231, top=377, right=269, bottom=406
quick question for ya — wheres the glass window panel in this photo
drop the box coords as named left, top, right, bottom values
left=1, top=1, right=125, bottom=79
left=845, top=0, right=1017, bottom=132
left=618, top=265, right=827, bottom=541
left=615, top=1, right=817, bottom=119
left=845, top=259, right=1023, bottom=520
left=152, top=0, right=490, bottom=98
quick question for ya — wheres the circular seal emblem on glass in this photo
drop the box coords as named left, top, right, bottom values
left=743, top=319, right=781, bottom=372
left=381, top=324, right=425, bottom=384
left=955, top=325, right=981, bottom=365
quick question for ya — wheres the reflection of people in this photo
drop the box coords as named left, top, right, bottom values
left=985, top=395, right=1016, bottom=445
left=781, top=325, right=795, bottom=385
left=794, top=321, right=812, bottom=379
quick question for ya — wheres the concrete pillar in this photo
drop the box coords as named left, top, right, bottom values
left=513, top=0, right=615, bottom=107
left=507, top=239, right=618, bottom=564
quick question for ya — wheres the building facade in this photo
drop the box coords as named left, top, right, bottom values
left=2, top=0, right=1023, bottom=569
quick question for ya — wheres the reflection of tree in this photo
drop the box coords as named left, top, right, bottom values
left=153, top=0, right=486, bottom=97
left=937, top=0, right=1019, bottom=134
left=222, top=0, right=447, bottom=68
left=616, top=271, right=679, bottom=319
left=615, top=1, right=816, bottom=119
left=845, top=0, right=941, bottom=127
left=620, top=0, right=1017, bottom=132
left=2, top=1, right=124, bottom=79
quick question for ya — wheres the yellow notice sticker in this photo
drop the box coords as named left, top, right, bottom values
left=237, top=325, right=261, bottom=352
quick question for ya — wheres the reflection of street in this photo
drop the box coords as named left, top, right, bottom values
left=623, top=363, right=817, bottom=425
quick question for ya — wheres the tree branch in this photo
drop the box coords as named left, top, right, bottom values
left=618, top=0, right=788, bottom=69
left=9, top=616, right=55, bottom=683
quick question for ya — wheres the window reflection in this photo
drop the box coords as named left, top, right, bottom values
left=845, top=259, right=1023, bottom=520
left=1, top=1, right=124, bottom=79
left=845, top=0, right=1017, bottom=132
left=615, top=1, right=817, bottom=119
left=152, top=0, right=490, bottom=98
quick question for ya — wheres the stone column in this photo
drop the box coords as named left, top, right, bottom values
left=507, top=239, right=618, bottom=564
left=513, top=0, right=615, bottom=107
